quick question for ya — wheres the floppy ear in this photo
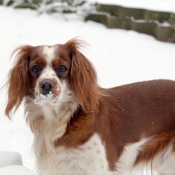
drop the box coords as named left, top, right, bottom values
left=5, top=45, right=33, bottom=118
left=64, top=39, right=102, bottom=113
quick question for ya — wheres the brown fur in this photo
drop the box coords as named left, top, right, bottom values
left=55, top=108, right=95, bottom=148
left=106, top=80, right=175, bottom=169
left=64, top=39, right=105, bottom=114
left=5, top=45, right=33, bottom=117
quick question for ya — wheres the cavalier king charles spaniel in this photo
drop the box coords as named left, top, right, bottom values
left=5, top=38, right=175, bottom=175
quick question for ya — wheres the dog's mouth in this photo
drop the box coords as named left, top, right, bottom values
left=34, top=92, right=59, bottom=106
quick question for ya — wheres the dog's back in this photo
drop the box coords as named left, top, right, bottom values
left=101, top=79, right=175, bottom=174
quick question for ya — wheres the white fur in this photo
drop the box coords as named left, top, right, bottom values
left=117, top=139, right=149, bottom=172
left=39, top=45, right=57, bottom=80
left=116, top=138, right=151, bottom=174
left=43, top=45, right=56, bottom=64
left=51, top=134, right=110, bottom=175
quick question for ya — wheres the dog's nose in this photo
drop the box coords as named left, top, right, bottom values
left=39, top=79, right=55, bottom=95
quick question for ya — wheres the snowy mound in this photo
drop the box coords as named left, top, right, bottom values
left=0, top=165, right=34, bottom=175
left=0, top=151, right=22, bottom=168
left=0, top=152, right=34, bottom=175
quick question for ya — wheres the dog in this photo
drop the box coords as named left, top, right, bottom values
left=5, top=38, right=175, bottom=175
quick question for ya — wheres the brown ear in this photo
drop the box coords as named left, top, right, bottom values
left=5, top=45, right=33, bottom=118
left=64, top=39, right=102, bottom=113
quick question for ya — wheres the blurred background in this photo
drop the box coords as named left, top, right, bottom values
left=0, top=0, right=175, bottom=174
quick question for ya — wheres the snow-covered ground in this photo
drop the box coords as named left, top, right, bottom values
left=0, top=2, right=175, bottom=174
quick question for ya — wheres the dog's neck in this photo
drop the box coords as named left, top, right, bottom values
left=24, top=91, right=103, bottom=173
left=25, top=96, right=78, bottom=144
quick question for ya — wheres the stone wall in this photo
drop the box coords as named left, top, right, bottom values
left=86, top=4, right=175, bottom=43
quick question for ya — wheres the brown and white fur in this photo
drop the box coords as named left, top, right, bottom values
left=5, top=38, right=175, bottom=175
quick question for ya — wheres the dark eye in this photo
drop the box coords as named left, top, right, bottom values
left=56, top=66, right=67, bottom=73
left=32, top=65, right=40, bottom=73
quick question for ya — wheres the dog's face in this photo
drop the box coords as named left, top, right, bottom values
left=28, top=45, right=73, bottom=106
left=5, top=39, right=100, bottom=117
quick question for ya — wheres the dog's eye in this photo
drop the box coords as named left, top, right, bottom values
left=56, top=66, right=67, bottom=73
left=32, top=65, right=40, bottom=73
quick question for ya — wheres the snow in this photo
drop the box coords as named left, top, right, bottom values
left=34, top=92, right=59, bottom=106
left=0, top=151, right=22, bottom=168
left=0, top=2, right=175, bottom=174
left=0, top=165, right=34, bottom=175
left=0, top=152, right=33, bottom=174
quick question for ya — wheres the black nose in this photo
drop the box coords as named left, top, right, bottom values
left=39, top=79, right=55, bottom=95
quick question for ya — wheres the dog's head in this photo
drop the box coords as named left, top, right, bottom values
left=5, top=39, right=101, bottom=117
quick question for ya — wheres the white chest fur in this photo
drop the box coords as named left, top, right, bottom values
left=53, top=134, right=110, bottom=175
left=35, top=133, right=111, bottom=175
